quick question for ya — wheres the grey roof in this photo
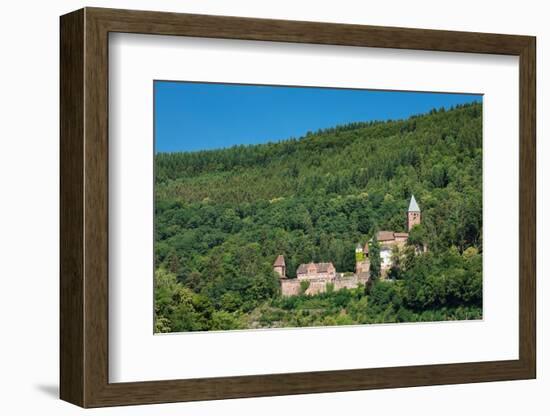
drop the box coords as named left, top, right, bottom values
left=408, top=195, right=420, bottom=212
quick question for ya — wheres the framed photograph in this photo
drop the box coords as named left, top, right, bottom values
left=60, top=7, right=536, bottom=408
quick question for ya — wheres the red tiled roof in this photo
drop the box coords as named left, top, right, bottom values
left=377, top=231, right=395, bottom=241
left=296, top=263, right=311, bottom=274
left=273, top=255, right=285, bottom=267
left=317, top=262, right=334, bottom=273
left=296, top=262, right=335, bottom=274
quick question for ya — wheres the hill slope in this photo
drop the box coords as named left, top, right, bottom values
left=154, top=102, right=483, bottom=332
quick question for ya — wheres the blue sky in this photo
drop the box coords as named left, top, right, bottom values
left=154, top=81, right=482, bottom=153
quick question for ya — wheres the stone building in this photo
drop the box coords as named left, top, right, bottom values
left=274, top=195, right=422, bottom=296
left=356, top=195, right=422, bottom=275
left=277, top=257, right=368, bottom=296
left=376, top=195, right=422, bottom=273
left=296, top=262, right=336, bottom=280
left=376, top=230, right=409, bottom=273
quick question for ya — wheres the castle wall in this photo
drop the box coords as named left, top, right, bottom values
left=333, top=275, right=360, bottom=290
left=280, top=279, right=300, bottom=296
left=305, top=279, right=328, bottom=295
left=281, top=273, right=370, bottom=297
left=297, top=271, right=336, bottom=281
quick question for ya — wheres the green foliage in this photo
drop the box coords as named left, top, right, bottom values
left=154, top=102, right=483, bottom=331
left=401, top=247, right=482, bottom=311
left=154, top=268, right=214, bottom=332
left=210, top=310, right=244, bottom=331
left=299, top=280, right=311, bottom=295
left=387, top=244, right=403, bottom=280
left=407, top=224, right=426, bottom=249
left=369, top=239, right=381, bottom=280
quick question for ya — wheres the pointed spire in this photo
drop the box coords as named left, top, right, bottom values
left=273, top=255, right=285, bottom=267
left=408, top=195, right=420, bottom=212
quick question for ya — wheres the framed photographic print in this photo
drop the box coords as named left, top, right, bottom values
left=60, top=7, right=536, bottom=408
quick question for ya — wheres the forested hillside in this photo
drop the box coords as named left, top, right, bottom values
left=154, top=102, right=483, bottom=332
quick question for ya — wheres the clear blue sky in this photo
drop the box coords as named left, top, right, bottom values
left=154, top=81, right=482, bottom=153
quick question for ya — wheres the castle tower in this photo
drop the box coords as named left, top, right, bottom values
left=273, top=255, right=286, bottom=278
left=407, top=195, right=421, bottom=231
left=355, top=242, right=370, bottom=275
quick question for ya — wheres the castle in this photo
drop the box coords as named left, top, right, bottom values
left=275, top=195, right=422, bottom=296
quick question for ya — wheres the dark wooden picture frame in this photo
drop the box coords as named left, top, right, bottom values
left=60, top=7, right=536, bottom=408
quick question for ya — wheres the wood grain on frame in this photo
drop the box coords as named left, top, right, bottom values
left=60, top=8, right=85, bottom=406
left=60, top=7, right=536, bottom=408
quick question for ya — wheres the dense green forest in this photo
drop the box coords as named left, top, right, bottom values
left=154, top=102, right=483, bottom=332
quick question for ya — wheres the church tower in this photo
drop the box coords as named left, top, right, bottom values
left=407, top=195, right=421, bottom=231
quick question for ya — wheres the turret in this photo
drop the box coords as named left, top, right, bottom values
left=273, top=255, right=286, bottom=278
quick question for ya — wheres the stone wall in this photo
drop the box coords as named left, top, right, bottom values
left=356, top=259, right=370, bottom=274
left=304, top=279, right=330, bottom=295
left=408, top=211, right=421, bottom=230
left=280, top=273, right=370, bottom=297
left=280, top=279, right=300, bottom=296
left=394, top=235, right=408, bottom=243
left=333, top=275, right=358, bottom=290
left=297, top=271, right=336, bottom=281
